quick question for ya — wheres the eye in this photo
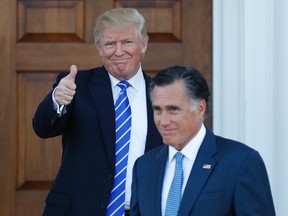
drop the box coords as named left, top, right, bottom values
left=153, top=106, right=162, bottom=114
left=168, top=105, right=180, bottom=114
left=104, top=42, right=115, bottom=49
left=124, top=40, right=133, bottom=45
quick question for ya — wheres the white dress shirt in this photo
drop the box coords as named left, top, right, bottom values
left=161, top=124, right=206, bottom=215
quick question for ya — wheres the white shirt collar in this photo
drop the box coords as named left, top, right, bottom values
left=168, top=124, right=206, bottom=163
left=108, top=65, right=143, bottom=91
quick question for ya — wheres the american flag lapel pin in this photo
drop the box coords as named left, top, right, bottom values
left=203, top=164, right=212, bottom=170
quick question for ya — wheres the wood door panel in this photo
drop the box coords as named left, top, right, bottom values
left=17, top=73, right=62, bottom=188
left=116, top=1, right=182, bottom=42
left=18, top=0, right=84, bottom=42
left=143, top=43, right=183, bottom=69
left=0, top=0, right=212, bottom=215
left=16, top=43, right=101, bottom=71
left=16, top=190, right=48, bottom=216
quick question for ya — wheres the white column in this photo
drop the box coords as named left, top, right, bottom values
left=241, top=0, right=275, bottom=178
left=213, top=0, right=246, bottom=141
left=273, top=1, right=288, bottom=215
left=213, top=0, right=288, bottom=215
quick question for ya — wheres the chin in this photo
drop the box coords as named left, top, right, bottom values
left=162, top=138, right=173, bottom=145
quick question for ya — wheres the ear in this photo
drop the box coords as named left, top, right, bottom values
left=197, top=100, right=206, bottom=118
left=141, top=40, right=148, bottom=56
left=97, top=45, right=103, bottom=56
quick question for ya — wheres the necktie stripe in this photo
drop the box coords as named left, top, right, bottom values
left=115, top=145, right=129, bottom=161
left=110, top=178, right=126, bottom=194
left=115, top=94, right=128, bottom=107
left=107, top=191, right=125, bottom=210
left=116, top=144, right=129, bottom=156
left=115, top=96, right=129, bottom=110
left=115, top=105, right=130, bottom=121
left=116, top=116, right=131, bottom=132
left=116, top=142, right=129, bottom=156
left=106, top=81, right=131, bottom=216
left=108, top=194, right=125, bottom=216
left=116, top=128, right=131, bottom=144
left=114, top=166, right=127, bottom=180
left=115, top=124, right=131, bottom=138
left=115, top=154, right=128, bottom=169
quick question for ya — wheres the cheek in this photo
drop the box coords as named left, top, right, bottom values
left=100, top=49, right=114, bottom=59
left=153, top=115, right=161, bottom=127
left=128, top=46, right=142, bottom=57
left=179, top=116, right=195, bottom=131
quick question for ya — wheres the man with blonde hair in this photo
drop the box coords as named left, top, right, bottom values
left=33, top=8, right=161, bottom=216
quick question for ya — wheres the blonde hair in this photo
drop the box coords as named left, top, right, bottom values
left=94, top=8, right=149, bottom=45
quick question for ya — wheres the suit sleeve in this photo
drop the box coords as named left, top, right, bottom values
left=32, top=72, right=71, bottom=138
left=234, top=150, right=276, bottom=215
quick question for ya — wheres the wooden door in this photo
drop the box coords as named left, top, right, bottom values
left=0, top=0, right=212, bottom=215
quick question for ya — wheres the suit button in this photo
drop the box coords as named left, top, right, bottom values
left=50, top=118, right=55, bottom=125
left=101, top=203, right=107, bottom=209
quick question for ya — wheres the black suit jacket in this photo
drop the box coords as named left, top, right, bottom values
left=131, top=129, right=275, bottom=216
left=33, top=66, right=162, bottom=216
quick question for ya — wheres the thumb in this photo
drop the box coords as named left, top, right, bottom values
left=68, top=64, right=78, bottom=81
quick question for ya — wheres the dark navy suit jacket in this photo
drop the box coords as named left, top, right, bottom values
left=33, top=66, right=162, bottom=216
left=130, top=129, right=275, bottom=216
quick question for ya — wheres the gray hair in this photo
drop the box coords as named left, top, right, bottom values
left=149, top=66, right=211, bottom=118
left=93, top=8, right=149, bottom=45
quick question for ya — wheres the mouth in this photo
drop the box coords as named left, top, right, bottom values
left=161, top=129, right=175, bottom=137
left=112, top=58, right=130, bottom=63
left=111, top=60, right=129, bottom=72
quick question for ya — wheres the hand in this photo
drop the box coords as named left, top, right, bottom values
left=54, top=65, right=78, bottom=106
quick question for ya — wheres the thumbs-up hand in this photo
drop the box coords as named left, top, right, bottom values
left=54, top=65, right=78, bottom=106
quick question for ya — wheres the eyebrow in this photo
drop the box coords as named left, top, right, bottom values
left=152, top=104, right=181, bottom=110
left=103, top=37, right=133, bottom=42
left=166, top=105, right=180, bottom=110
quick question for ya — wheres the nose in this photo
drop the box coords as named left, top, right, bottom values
left=158, top=114, right=171, bottom=127
left=115, top=43, right=124, bottom=56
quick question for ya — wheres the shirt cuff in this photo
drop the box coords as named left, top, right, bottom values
left=52, top=88, right=66, bottom=116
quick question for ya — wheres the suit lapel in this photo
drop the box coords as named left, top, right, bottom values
left=88, top=67, right=116, bottom=168
left=152, top=146, right=169, bottom=215
left=178, top=129, right=217, bottom=215
left=143, top=73, right=162, bottom=152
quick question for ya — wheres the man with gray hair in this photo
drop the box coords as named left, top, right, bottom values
left=33, top=8, right=161, bottom=216
left=130, top=66, right=275, bottom=216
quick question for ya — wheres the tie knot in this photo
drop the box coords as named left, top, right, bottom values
left=175, top=152, right=184, bottom=164
left=117, top=80, right=130, bottom=91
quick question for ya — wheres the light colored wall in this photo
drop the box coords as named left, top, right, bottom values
left=213, top=0, right=288, bottom=215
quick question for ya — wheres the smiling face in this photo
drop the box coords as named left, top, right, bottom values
left=97, top=26, right=148, bottom=80
left=152, top=80, right=206, bottom=150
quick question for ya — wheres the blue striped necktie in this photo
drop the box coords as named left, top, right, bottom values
left=106, top=80, right=131, bottom=216
left=165, top=152, right=184, bottom=216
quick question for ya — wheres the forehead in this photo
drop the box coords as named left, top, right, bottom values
left=101, top=27, right=139, bottom=40
left=152, top=81, right=189, bottom=105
